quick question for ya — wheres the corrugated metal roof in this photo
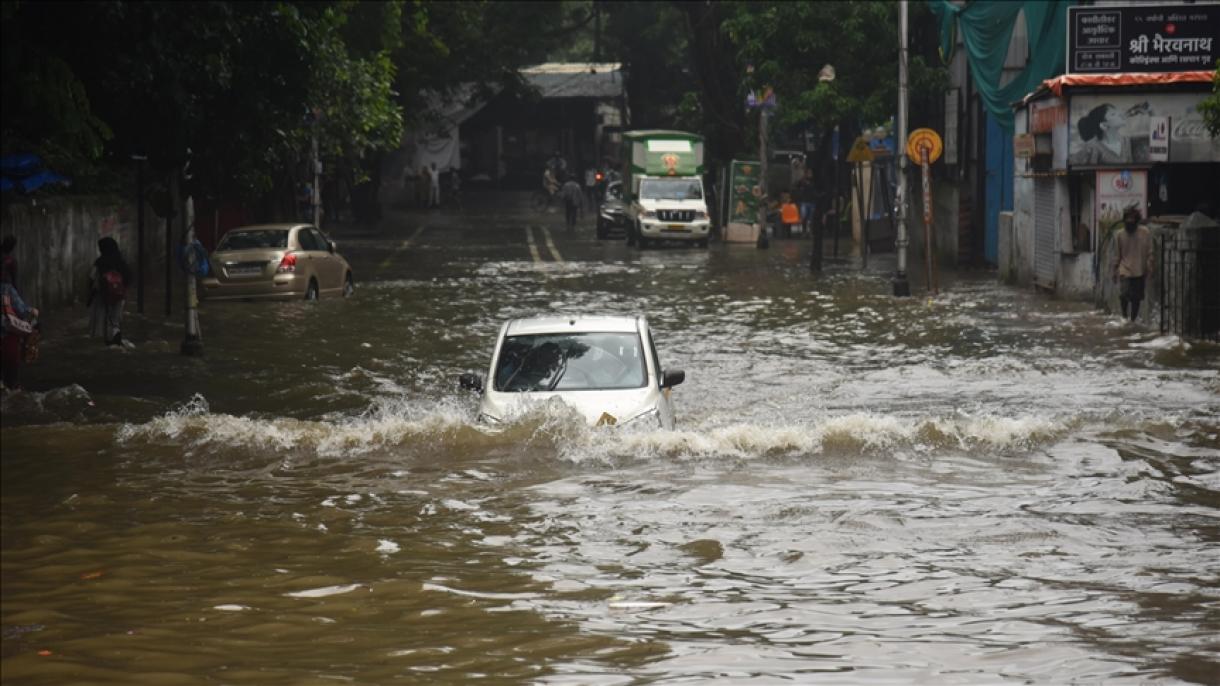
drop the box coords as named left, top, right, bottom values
left=522, top=63, right=625, bottom=99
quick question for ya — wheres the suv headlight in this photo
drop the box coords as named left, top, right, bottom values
left=694, top=211, right=708, bottom=220
left=477, top=413, right=503, bottom=425
left=641, top=210, right=657, bottom=219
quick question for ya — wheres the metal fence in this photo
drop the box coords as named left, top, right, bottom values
left=1159, top=228, right=1220, bottom=342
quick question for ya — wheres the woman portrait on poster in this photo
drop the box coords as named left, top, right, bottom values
left=1071, top=103, right=1135, bottom=165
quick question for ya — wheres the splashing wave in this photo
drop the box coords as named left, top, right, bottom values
left=114, top=393, right=1072, bottom=461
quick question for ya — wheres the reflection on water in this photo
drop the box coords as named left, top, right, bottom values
left=3, top=234, right=1218, bottom=684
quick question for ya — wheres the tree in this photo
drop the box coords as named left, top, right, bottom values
left=719, top=1, right=945, bottom=154
left=1200, top=61, right=1220, bottom=138
left=2, top=1, right=404, bottom=217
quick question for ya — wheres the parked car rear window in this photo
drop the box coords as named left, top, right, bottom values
left=217, top=230, right=289, bottom=250
left=494, top=333, right=646, bottom=392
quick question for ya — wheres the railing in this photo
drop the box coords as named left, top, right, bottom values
left=1159, top=228, right=1220, bottom=342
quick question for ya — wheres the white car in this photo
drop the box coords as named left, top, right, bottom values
left=460, top=315, right=685, bottom=429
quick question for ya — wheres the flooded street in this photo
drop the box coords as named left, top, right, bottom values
left=3, top=199, right=1219, bottom=685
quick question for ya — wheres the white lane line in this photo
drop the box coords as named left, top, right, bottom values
left=526, top=226, right=542, bottom=263
left=540, top=226, right=564, bottom=263
left=378, top=225, right=427, bottom=270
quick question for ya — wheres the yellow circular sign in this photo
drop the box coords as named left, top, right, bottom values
left=906, top=128, right=943, bottom=164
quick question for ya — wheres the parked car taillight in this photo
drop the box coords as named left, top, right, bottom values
left=276, top=252, right=297, bottom=273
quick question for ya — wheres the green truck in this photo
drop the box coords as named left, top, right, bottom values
left=621, top=130, right=710, bottom=248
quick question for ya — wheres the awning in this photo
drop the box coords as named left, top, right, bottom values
left=1040, top=70, right=1215, bottom=97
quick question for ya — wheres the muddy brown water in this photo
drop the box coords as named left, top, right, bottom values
left=3, top=204, right=1218, bottom=684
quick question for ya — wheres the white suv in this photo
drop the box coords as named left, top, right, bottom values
left=460, top=315, right=684, bottom=429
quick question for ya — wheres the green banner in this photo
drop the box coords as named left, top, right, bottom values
left=728, top=160, right=762, bottom=224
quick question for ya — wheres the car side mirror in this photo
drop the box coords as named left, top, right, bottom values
left=459, top=372, right=484, bottom=393
left=329, top=241, right=337, bottom=253
left=661, top=369, right=685, bottom=388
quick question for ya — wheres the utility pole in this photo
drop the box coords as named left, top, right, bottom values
left=757, top=105, right=769, bottom=249
left=178, top=150, right=203, bottom=356
left=312, top=108, right=322, bottom=228
left=832, top=125, right=840, bottom=258
left=133, top=154, right=146, bottom=314
left=893, top=0, right=912, bottom=297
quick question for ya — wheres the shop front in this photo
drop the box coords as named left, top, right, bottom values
left=1011, top=74, right=1218, bottom=299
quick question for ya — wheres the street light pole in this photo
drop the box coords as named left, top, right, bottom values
left=893, top=0, right=912, bottom=297
left=757, top=106, right=769, bottom=249
left=179, top=151, right=203, bottom=357
left=312, top=110, right=322, bottom=228
left=133, top=154, right=146, bottom=314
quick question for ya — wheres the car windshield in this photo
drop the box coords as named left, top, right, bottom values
left=217, top=230, right=288, bottom=251
left=640, top=179, right=702, bottom=201
left=494, top=332, right=647, bottom=392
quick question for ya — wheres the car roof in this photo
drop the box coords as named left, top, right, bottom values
left=225, top=224, right=309, bottom=233
left=505, top=315, right=641, bottom=336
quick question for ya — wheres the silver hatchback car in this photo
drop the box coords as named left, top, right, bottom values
left=460, top=315, right=685, bottom=429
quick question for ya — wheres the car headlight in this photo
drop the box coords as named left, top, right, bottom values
left=641, top=210, right=657, bottom=219
left=694, top=211, right=708, bottom=220
left=477, top=413, right=503, bottom=425
left=620, top=408, right=662, bottom=428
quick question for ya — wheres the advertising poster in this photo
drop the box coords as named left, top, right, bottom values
left=728, top=160, right=761, bottom=224
left=1148, top=115, right=1170, bottom=162
left=1095, top=170, right=1148, bottom=232
left=1068, top=93, right=1220, bottom=167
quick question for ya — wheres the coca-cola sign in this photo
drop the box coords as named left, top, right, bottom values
left=1068, top=93, right=1220, bottom=167
left=1068, top=4, right=1220, bottom=74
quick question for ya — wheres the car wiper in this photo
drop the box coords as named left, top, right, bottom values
left=546, top=356, right=568, bottom=391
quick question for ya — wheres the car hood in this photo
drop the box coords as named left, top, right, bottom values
left=480, top=387, right=660, bottom=427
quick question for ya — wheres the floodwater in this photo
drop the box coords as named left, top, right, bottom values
left=3, top=199, right=1219, bottom=685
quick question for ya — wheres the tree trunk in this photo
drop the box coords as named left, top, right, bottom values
left=679, top=2, right=746, bottom=163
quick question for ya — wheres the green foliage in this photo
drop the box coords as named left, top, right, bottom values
left=394, top=1, right=571, bottom=123
left=1, top=1, right=405, bottom=206
left=1, top=3, right=113, bottom=179
left=1200, top=61, right=1220, bottom=138
left=598, top=2, right=691, bottom=128
left=722, top=1, right=946, bottom=138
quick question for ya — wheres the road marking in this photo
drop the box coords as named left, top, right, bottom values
left=526, top=227, right=542, bottom=262
left=378, top=225, right=427, bottom=270
left=540, top=226, right=564, bottom=263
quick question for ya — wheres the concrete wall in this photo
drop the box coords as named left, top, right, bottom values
left=1, top=195, right=167, bottom=310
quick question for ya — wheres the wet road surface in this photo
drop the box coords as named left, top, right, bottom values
left=3, top=196, right=1219, bottom=684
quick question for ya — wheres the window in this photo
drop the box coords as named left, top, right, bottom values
left=494, top=333, right=646, bottom=392
left=309, top=229, right=330, bottom=252
left=217, top=230, right=288, bottom=250
left=639, top=179, right=703, bottom=201
left=296, top=228, right=319, bottom=251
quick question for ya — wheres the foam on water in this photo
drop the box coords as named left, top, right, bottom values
left=115, top=392, right=1078, bottom=463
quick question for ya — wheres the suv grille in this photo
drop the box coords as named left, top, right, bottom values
left=657, top=210, right=695, bottom=222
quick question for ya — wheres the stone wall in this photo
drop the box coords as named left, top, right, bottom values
left=1, top=195, right=167, bottom=310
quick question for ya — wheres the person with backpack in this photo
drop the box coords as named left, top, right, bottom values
left=2, top=235, right=38, bottom=392
left=88, top=236, right=132, bottom=347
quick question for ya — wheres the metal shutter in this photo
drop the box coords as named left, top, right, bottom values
left=1034, top=177, right=1056, bottom=288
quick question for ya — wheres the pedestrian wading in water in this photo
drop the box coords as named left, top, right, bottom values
left=1112, top=207, right=1154, bottom=323
left=89, top=236, right=133, bottom=347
